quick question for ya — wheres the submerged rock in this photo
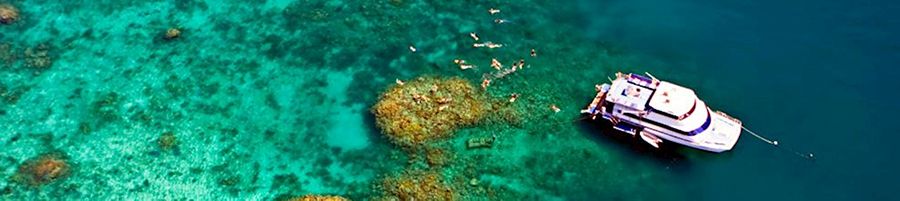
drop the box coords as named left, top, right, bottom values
left=164, top=28, right=181, bottom=40
left=466, top=136, right=495, bottom=149
left=12, top=152, right=71, bottom=186
left=0, top=4, right=18, bottom=24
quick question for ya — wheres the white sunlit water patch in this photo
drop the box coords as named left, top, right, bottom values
left=325, top=103, right=369, bottom=151
left=321, top=69, right=370, bottom=151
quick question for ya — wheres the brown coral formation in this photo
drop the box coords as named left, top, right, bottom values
left=13, top=153, right=71, bottom=186
left=371, top=77, right=487, bottom=149
left=287, top=195, right=350, bottom=201
left=425, top=147, right=450, bottom=167
left=0, top=4, right=18, bottom=24
left=158, top=131, right=178, bottom=150
left=0, top=43, right=13, bottom=67
left=379, top=171, right=456, bottom=201
left=164, top=28, right=181, bottom=40
left=24, top=44, right=52, bottom=69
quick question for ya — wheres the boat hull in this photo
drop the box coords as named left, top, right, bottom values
left=600, top=111, right=741, bottom=153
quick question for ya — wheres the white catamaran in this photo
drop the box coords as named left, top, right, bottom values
left=581, top=72, right=742, bottom=152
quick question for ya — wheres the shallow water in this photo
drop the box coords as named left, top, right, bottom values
left=1, top=0, right=897, bottom=200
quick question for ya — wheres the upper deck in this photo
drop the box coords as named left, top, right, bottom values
left=605, top=74, right=657, bottom=110
left=648, top=82, right=698, bottom=118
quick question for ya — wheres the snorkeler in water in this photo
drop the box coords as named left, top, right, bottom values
left=486, top=42, right=503, bottom=48
left=473, top=41, right=503, bottom=49
left=454, top=59, right=475, bottom=70
left=550, top=104, right=561, bottom=113
left=491, top=58, right=503, bottom=70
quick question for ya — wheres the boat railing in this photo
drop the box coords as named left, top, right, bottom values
left=715, top=111, right=742, bottom=124
left=625, top=73, right=658, bottom=89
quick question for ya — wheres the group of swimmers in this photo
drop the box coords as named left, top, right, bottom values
left=405, top=7, right=562, bottom=113
left=480, top=8, right=559, bottom=113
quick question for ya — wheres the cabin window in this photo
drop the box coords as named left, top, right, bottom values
left=604, top=102, right=614, bottom=113
left=623, top=110, right=712, bottom=136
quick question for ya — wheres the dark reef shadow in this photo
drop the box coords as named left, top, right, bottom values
left=361, top=108, right=393, bottom=148
left=575, top=116, right=694, bottom=171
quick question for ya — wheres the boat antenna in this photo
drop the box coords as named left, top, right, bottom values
left=741, top=125, right=816, bottom=160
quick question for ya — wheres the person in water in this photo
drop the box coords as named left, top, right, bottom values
left=454, top=59, right=474, bottom=70
left=491, top=58, right=502, bottom=70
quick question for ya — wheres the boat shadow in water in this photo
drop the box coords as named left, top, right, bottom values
left=576, top=117, right=694, bottom=170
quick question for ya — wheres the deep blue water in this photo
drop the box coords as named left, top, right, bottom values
left=576, top=0, right=900, bottom=200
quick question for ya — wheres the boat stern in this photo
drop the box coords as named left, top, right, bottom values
left=581, top=83, right=611, bottom=119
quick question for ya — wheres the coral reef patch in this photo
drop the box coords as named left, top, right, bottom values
left=377, top=170, right=456, bottom=201
left=12, top=152, right=71, bottom=186
left=287, top=195, right=350, bottom=201
left=372, top=76, right=487, bottom=150
left=0, top=4, right=18, bottom=24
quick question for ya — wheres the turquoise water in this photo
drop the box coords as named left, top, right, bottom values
left=1, top=0, right=897, bottom=200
